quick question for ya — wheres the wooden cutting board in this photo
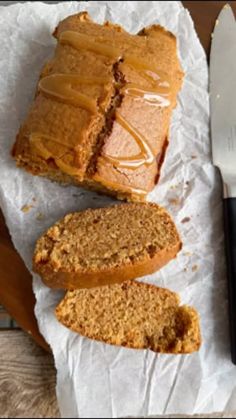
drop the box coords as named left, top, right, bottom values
left=1, top=1, right=235, bottom=351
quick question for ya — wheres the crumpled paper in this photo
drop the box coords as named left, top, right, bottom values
left=0, top=1, right=234, bottom=417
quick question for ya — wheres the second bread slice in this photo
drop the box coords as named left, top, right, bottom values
left=56, top=280, right=201, bottom=353
left=33, top=202, right=181, bottom=289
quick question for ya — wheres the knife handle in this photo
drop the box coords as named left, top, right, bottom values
left=223, top=198, right=236, bottom=364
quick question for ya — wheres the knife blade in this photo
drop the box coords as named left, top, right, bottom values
left=210, top=4, right=236, bottom=197
left=210, top=4, right=236, bottom=364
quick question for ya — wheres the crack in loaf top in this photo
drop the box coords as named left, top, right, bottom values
left=13, top=12, right=183, bottom=199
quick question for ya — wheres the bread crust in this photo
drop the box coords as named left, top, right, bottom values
left=34, top=241, right=181, bottom=289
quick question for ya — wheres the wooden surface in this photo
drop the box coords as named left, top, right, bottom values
left=0, top=331, right=59, bottom=418
left=0, top=212, right=49, bottom=351
left=1, top=0, right=236, bottom=353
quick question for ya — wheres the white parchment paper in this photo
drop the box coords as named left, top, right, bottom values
left=0, top=1, right=234, bottom=417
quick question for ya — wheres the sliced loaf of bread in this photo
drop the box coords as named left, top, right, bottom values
left=56, top=280, right=201, bottom=354
left=33, top=203, right=181, bottom=289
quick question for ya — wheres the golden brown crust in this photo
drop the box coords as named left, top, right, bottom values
left=33, top=202, right=182, bottom=289
left=55, top=280, right=201, bottom=354
left=35, top=242, right=181, bottom=290
left=12, top=12, right=184, bottom=202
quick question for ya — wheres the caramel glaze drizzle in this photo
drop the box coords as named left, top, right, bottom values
left=102, top=112, right=154, bottom=169
left=35, top=31, right=171, bottom=179
left=58, top=31, right=171, bottom=170
left=39, top=74, right=111, bottom=113
left=60, top=31, right=122, bottom=60
left=59, top=31, right=171, bottom=88
left=121, top=83, right=170, bottom=108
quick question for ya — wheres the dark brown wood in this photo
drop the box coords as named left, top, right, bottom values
left=0, top=211, right=49, bottom=351
left=1, top=1, right=236, bottom=350
left=183, top=1, right=236, bottom=56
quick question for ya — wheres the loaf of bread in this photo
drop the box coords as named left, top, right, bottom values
left=56, top=280, right=201, bottom=354
left=12, top=12, right=184, bottom=202
left=33, top=202, right=181, bottom=289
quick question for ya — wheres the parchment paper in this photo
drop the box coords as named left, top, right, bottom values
left=0, top=1, right=234, bottom=417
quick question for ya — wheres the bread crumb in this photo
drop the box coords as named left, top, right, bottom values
left=64, top=214, right=73, bottom=223
left=168, top=198, right=180, bottom=206
left=51, top=252, right=62, bottom=269
left=184, top=251, right=192, bottom=257
left=36, top=212, right=45, bottom=221
left=34, top=249, right=48, bottom=263
left=181, top=217, right=190, bottom=224
left=47, top=226, right=60, bottom=240
left=21, top=204, right=33, bottom=213
left=192, top=265, right=198, bottom=272
left=60, top=243, right=70, bottom=253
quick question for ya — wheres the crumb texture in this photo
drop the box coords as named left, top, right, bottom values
left=33, top=202, right=181, bottom=287
left=56, top=280, right=201, bottom=354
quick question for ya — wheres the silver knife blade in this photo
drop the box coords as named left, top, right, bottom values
left=210, top=4, right=236, bottom=197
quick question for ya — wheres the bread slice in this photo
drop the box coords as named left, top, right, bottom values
left=56, top=280, right=201, bottom=354
left=33, top=202, right=181, bottom=289
left=12, top=12, right=184, bottom=202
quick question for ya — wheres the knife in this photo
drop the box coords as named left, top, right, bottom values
left=210, top=4, right=236, bottom=364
